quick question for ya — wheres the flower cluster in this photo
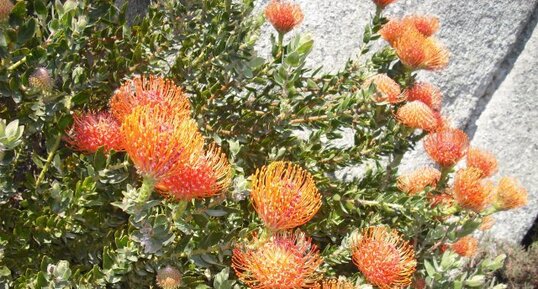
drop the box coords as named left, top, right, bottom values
left=380, top=5, right=528, bottom=270
left=232, top=161, right=323, bottom=288
left=66, top=75, right=231, bottom=202
left=369, top=18, right=449, bottom=133
left=381, top=15, right=449, bottom=71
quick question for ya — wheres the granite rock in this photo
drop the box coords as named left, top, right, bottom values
left=471, top=20, right=538, bottom=243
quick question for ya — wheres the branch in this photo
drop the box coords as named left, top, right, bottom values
left=35, top=133, right=62, bottom=188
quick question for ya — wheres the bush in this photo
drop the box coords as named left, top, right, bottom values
left=0, top=0, right=529, bottom=288
left=478, top=241, right=538, bottom=289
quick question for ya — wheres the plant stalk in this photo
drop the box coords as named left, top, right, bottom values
left=137, top=177, right=155, bottom=203
left=35, top=133, right=62, bottom=188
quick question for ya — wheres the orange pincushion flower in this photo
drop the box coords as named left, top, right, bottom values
left=479, top=215, right=495, bottom=231
left=495, top=176, right=528, bottom=210
left=121, top=105, right=204, bottom=181
left=397, top=167, right=441, bottom=195
left=393, top=29, right=449, bottom=71
left=156, top=144, right=232, bottom=201
left=466, top=147, right=498, bottom=178
left=264, top=0, right=304, bottom=34
left=315, top=279, right=354, bottom=289
left=403, top=15, right=440, bottom=37
left=232, top=231, right=323, bottom=289
left=65, top=112, right=123, bottom=154
left=251, top=161, right=321, bottom=231
left=365, top=74, right=403, bottom=103
left=404, top=82, right=443, bottom=111
left=372, top=0, right=398, bottom=9
left=109, top=75, right=190, bottom=122
left=451, top=236, right=478, bottom=257
left=396, top=101, right=442, bottom=132
left=453, top=168, right=494, bottom=212
left=352, top=226, right=417, bottom=289
left=424, top=128, right=469, bottom=167
left=380, top=20, right=406, bottom=45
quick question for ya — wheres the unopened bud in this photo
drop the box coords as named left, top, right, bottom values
left=156, top=266, right=182, bottom=289
left=29, top=67, right=53, bottom=92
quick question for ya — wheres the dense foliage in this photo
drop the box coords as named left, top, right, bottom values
left=0, top=0, right=529, bottom=288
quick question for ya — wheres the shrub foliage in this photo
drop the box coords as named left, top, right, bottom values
left=0, top=0, right=528, bottom=288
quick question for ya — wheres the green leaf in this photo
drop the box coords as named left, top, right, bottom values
left=18, top=18, right=37, bottom=44
left=424, top=260, right=436, bottom=279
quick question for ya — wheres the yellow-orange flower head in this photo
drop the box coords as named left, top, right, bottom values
left=403, top=15, right=440, bottom=37
left=396, top=101, right=442, bottom=132
left=479, top=215, right=495, bottom=231
left=264, top=0, right=304, bottom=35
left=315, top=279, right=354, bottom=289
left=451, top=236, right=478, bottom=257
left=0, top=0, right=14, bottom=22
left=365, top=74, right=403, bottom=104
left=352, top=226, right=417, bottom=289
left=156, top=144, right=232, bottom=201
left=251, top=161, right=321, bottom=231
left=121, top=105, right=204, bottom=182
left=495, top=176, right=528, bottom=210
left=404, top=82, right=443, bottom=111
left=397, top=167, right=441, bottom=195
left=232, top=231, right=323, bottom=289
left=156, top=266, right=182, bottom=289
left=466, top=147, right=498, bottom=178
left=453, top=168, right=493, bottom=212
left=110, top=75, right=190, bottom=122
left=424, top=128, right=469, bottom=167
left=393, top=29, right=449, bottom=71
left=372, top=0, right=398, bottom=9
left=65, top=112, right=124, bottom=154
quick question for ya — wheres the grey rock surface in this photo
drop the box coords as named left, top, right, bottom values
left=473, top=21, right=538, bottom=243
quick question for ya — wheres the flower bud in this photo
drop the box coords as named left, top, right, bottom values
left=372, top=0, right=397, bottom=9
left=29, top=68, right=54, bottom=92
left=156, top=266, right=182, bottom=289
